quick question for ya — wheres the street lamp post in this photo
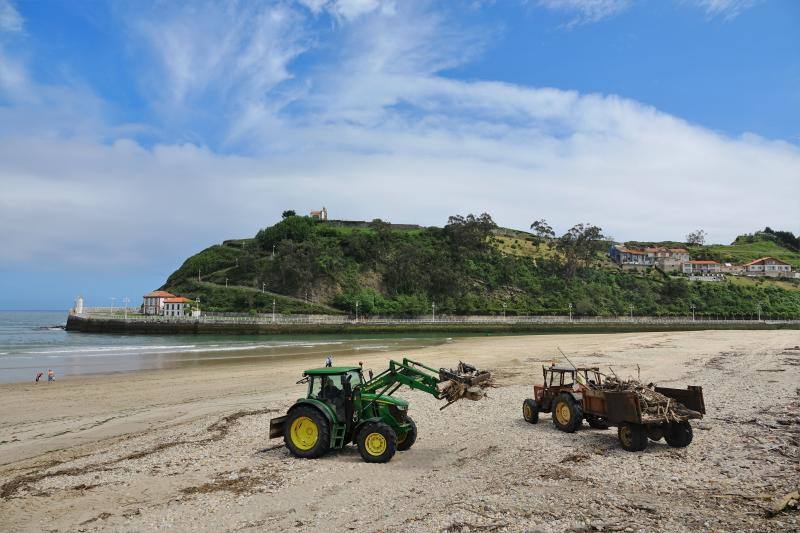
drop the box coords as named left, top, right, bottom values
left=272, top=299, right=276, bottom=323
left=225, top=278, right=228, bottom=287
left=432, top=302, right=436, bottom=322
left=123, top=297, right=130, bottom=319
left=691, top=304, right=696, bottom=321
left=109, top=297, right=116, bottom=315
left=272, top=245, right=276, bottom=258
left=629, top=304, right=634, bottom=319
left=262, top=282, right=266, bottom=293
left=757, top=303, right=762, bottom=322
left=502, top=302, right=506, bottom=319
left=355, top=300, right=359, bottom=322
left=568, top=303, right=573, bottom=322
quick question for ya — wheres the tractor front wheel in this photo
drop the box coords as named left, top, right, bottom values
left=618, top=422, right=648, bottom=452
left=552, top=394, right=583, bottom=433
left=664, top=422, right=693, bottom=448
left=396, top=416, right=418, bottom=451
left=523, top=399, right=539, bottom=424
left=283, top=406, right=330, bottom=459
left=357, top=422, right=397, bottom=463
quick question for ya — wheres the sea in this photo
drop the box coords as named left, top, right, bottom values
left=0, top=311, right=453, bottom=384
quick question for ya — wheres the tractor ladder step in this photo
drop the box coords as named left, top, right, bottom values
left=332, top=423, right=347, bottom=448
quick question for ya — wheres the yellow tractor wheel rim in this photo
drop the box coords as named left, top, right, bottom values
left=523, top=403, right=532, bottom=420
left=290, top=416, right=319, bottom=451
left=555, top=402, right=572, bottom=425
left=619, top=426, right=632, bottom=446
left=364, top=432, right=387, bottom=456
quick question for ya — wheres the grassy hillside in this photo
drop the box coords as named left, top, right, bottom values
left=162, top=216, right=800, bottom=318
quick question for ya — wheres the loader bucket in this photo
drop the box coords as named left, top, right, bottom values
left=269, top=415, right=287, bottom=439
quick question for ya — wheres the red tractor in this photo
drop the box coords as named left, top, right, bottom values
left=522, top=364, right=705, bottom=451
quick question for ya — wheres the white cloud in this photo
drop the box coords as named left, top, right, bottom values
left=689, top=0, right=761, bottom=19
left=0, top=0, right=796, bottom=274
left=537, top=0, right=632, bottom=26
left=0, top=0, right=22, bottom=33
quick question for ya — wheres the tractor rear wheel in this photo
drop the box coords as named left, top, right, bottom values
left=586, top=415, right=609, bottom=429
left=552, top=393, right=583, bottom=433
left=618, top=422, right=648, bottom=452
left=396, top=416, right=417, bottom=451
left=357, top=421, right=397, bottom=463
left=523, top=399, right=539, bottom=424
left=283, top=406, right=330, bottom=459
left=664, top=422, right=693, bottom=448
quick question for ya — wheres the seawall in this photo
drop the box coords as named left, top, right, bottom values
left=65, top=314, right=800, bottom=335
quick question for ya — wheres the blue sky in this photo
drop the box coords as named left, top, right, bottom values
left=0, top=0, right=798, bottom=310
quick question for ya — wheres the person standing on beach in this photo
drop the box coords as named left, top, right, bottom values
left=325, top=355, right=333, bottom=367
left=47, top=369, right=55, bottom=382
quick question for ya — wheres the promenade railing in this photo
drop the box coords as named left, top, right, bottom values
left=73, top=308, right=800, bottom=326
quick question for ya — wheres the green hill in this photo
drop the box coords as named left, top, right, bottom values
left=162, top=216, right=800, bottom=319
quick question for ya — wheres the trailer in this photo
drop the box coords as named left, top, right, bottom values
left=522, top=364, right=705, bottom=451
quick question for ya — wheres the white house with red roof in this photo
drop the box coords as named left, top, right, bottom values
left=743, top=257, right=792, bottom=276
left=163, top=296, right=192, bottom=317
left=682, top=260, right=721, bottom=275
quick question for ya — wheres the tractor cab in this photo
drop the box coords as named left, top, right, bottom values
left=302, top=367, right=364, bottom=419
left=533, top=364, right=603, bottom=406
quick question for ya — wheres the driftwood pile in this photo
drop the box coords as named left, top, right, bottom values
left=602, top=376, right=702, bottom=423
left=438, top=361, right=494, bottom=409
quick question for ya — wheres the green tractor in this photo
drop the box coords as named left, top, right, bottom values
left=269, top=358, right=484, bottom=463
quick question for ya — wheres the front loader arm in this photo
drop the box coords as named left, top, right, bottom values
left=360, top=358, right=444, bottom=400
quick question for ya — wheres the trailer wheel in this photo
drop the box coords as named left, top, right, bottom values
left=646, top=425, right=665, bottom=442
left=618, top=423, right=648, bottom=452
left=283, top=406, right=330, bottom=459
left=664, top=422, right=693, bottom=448
left=586, top=415, right=609, bottom=429
left=396, top=416, right=417, bottom=451
left=357, top=421, right=397, bottom=463
left=523, top=399, right=539, bottom=424
left=552, top=393, right=583, bottom=433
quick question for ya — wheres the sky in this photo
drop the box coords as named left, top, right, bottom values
left=0, top=0, right=798, bottom=310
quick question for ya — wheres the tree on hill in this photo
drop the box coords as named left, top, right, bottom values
left=282, top=210, right=296, bottom=218
left=762, top=227, right=800, bottom=251
left=444, top=213, right=497, bottom=254
left=556, top=223, right=606, bottom=277
left=530, top=219, right=555, bottom=250
left=686, top=229, right=706, bottom=245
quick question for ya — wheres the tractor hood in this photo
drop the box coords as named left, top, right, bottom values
left=360, top=392, right=409, bottom=408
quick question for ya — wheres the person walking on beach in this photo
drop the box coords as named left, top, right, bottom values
left=35, top=372, right=43, bottom=383
left=47, top=369, right=55, bottom=382
left=325, top=355, right=333, bottom=367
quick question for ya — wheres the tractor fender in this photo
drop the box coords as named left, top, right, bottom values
left=288, top=399, right=337, bottom=427
left=351, top=417, right=385, bottom=442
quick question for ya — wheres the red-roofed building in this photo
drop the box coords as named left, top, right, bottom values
left=163, top=296, right=192, bottom=317
left=743, top=257, right=792, bottom=276
left=682, top=260, right=721, bottom=276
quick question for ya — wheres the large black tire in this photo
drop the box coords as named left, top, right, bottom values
left=283, top=406, right=330, bottom=459
left=523, top=399, right=539, bottom=424
left=357, top=421, right=397, bottom=463
left=396, top=416, right=417, bottom=451
left=552, top=393, right=583, bottom=433
left=664, top=421, right=693, bottom=448
left=586, top=415, right=609, bottom=430
left=618, top=422, right=648, bottom=452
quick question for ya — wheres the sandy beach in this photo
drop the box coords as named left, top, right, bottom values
left=1, top=330, right=798, bottom=532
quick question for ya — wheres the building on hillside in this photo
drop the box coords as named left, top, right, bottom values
left=682, top=260, right=721, bottom=276
left=743, top=256, right=792, bottom=277
left=609, top=245, right=691, bottom=272
left=163, top=296, right=192, bottom=317
left=721, top=262, right=745, bottom=275
left=310, top=207, right=328, bottom=221
left=142, top=290, right=175, bottom=315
